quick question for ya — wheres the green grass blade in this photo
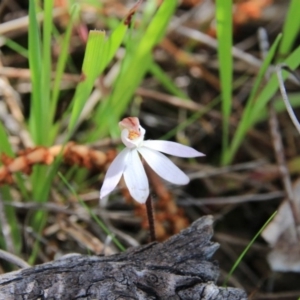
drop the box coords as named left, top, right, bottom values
left=215, top=0, right=233, bottom=164
left=224, top=34, right=282, bottom=164
left=279, top=0, right=300, bottom=57
left=149, top=61, right=188, bottom=98
left=68, top=30, right=106, bottom=133
left=28, top=0, right=43, bottom=145
left=4, top=38, right=28, bottom=58
left=41, top=0, right=53, bottom=146
left=0, top=122, right=14, bottom=156
left=223, top=210, right=277, bottom=286
left=50, top=4, right=79, bottom=134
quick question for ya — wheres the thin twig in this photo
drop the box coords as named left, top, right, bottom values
left=0, top=60, right=24, bottom=123
left=177, top=25, right=262, bottom=69
left=136, top=87, right=214, bottom=114
left=188, top=159, right=267, bottom=180
left=0, top=249, right=30, bottom=269
left=0, top=7, right=67, bottom=36
left=0, top=67, right=80, bottom=82
left=276, top=65, right=300, bottom=135
left=178, top=191, right=284, bottom=206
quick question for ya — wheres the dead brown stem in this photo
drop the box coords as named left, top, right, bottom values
left=0, top=143, right=112, bottom=185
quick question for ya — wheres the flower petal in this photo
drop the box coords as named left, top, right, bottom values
left=100, top=148, right=129, bottom=199
left=138, top=147, right=190, bottom=185
left=123, top=149, right=149, bottom=203
left=142, top=140, right=204, bottom=158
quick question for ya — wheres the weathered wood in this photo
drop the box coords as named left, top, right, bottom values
left=0, top=216, right=247, bottom=299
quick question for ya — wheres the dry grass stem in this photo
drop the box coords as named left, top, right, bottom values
left=0, top=143, right=112, bottom=184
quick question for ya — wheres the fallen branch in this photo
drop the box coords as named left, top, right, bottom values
left=0, top=216, right=247, bottom=299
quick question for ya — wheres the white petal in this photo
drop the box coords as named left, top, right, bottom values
left=138, top=147, right=190, bottom=185
left=142, top=140, right=204, bottom=158
left=123, top=149, right=149, bottom=203
left=100, top=148, right=129, bottom=199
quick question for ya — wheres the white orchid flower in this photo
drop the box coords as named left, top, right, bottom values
left=100, top=117, right=204, bottom=203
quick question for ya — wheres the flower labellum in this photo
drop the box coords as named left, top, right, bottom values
left=100, top=117, right=204, bottom=203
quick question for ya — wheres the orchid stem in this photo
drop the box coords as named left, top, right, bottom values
left=145, top=194, right=156, bottom=242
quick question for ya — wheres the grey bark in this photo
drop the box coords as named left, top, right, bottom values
left=0, top=216, right=247, bottom=299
